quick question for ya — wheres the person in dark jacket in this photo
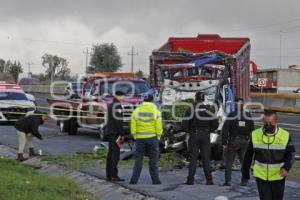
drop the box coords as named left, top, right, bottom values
left=222, top=98, right=254, bottom=186
left=183, top=91, right=218, bottom=185
left=105, top=92, right=125, bottom=182
left=15, top=111, right=49, bottom=161
left=241, top=110, right=295, bottom=200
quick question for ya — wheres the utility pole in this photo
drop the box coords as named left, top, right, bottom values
left=83, top=48, right=92, bottom=74
left=128, top=46, right=138, bottom=72
left=25, top=62, right=33, bottom=78
left=51, top=65, right=54, bottom=83
left=279, top=30, right=283, bottom=69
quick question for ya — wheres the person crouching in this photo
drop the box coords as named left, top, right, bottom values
left=15, top=111, right=49, bottom=161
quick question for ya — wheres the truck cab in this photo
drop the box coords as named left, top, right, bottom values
left=48, top=73, right=150, bottom=136
left=89, top=77, right=150, bottom=132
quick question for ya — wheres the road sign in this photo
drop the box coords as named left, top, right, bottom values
left=258, top=78, right=267, bottom=87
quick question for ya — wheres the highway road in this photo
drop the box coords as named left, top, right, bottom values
left=35, top=93, right=300, bottom=153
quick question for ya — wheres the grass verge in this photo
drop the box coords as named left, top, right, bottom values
left=42, top=149, right=185, bottom=170
left=290, top=160, right=300, bottom=174
left=0, top=157, right=95, bottom=200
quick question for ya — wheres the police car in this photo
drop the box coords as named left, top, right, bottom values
left=0, top=83, right=36, bottom=123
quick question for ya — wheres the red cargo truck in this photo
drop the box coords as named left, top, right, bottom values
left=149, top=34, right=251, bottom=160
left=150, top=34, right=251, bottom=100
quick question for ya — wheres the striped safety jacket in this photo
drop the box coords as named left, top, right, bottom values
left=130, top=102, right=163, bottom=140
left=242, top=127, right=295, bottom=181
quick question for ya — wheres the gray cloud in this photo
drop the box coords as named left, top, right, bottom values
left=0, top=0, right=300, bottom=75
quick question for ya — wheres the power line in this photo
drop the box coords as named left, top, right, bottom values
left=223, top=16, right=300, bottom=33
left=253, top=47, right=300, bottom=50
left=2, top=35, right=135, bottom=49
left=252, top=55, right=300, bottom=57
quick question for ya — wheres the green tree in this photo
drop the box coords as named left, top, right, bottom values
left=6, top=61, right=23, bottom=82
left=135, top=70, right=145, bottom=79
left=4, top=60, right=12, bottom=73
left=42, top=54, right=70, bottom=81
left=0, top=59, right=5, bottom=73
left=56, top=58, right=71, bottom=80
left=88, top=43, right=122, bottom=73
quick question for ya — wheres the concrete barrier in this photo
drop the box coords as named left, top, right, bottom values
left=251, top=93, right=300, bottom=114
left=20, top=87, right=300, bottom=113
left=21, top=85, right=66, bottom=95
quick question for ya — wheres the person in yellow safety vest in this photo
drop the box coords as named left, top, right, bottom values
left=242, top=110, right=295, bottom=200
left=129, top=92, right=163, bottom=185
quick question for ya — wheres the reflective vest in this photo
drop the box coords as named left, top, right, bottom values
left=252, top=127, right=290, bottom=181
left=130, top=102, right=163, bottom=140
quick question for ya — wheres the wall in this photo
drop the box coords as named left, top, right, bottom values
left=278, top=69, right=300, bottom=92
left=21, top=85, right=66, bottom=95
left=250, top=93, right=300, bottom=113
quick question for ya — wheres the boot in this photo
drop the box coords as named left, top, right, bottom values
left=223, top=182, right=231, bottom=186
left=206, top=180, right=214, bottom=185
left=241, top=179, right=248, bottom=186
left=29, top=148, right=38, bottom=157
left=17, top=153, right=27, bottom=162
left=184, top=177, right=195, bottom=185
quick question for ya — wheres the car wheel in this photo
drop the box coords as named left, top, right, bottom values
left=68, top=118, right=78, bottom=135
left=59, top=120, right=70, bottom=133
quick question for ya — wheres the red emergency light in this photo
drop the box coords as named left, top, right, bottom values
left=0, top=84, right=22, bottom=90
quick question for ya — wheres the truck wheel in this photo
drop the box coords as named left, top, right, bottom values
left=59, top=120, right=70, bottom=133
left=212, top=144, right=223, bottom=161
left=68, top=118, right=78, bottom=135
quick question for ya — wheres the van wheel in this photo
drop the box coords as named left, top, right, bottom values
left=68, top=119, right=78, bottom=135
left=59, top=120, right=70, bottom=133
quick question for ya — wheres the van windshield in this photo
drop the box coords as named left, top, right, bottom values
left=0, top=92, right=28, bottom=100
left=100, top=81, right=150, bottom=96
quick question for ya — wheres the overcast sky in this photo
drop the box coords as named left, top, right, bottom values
left=1, top=0, right=300, bottom=76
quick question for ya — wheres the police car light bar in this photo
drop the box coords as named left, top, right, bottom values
left=0, top=84, right=22, bottom=90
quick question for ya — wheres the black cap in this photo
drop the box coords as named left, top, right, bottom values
left=143, top=93, right=154, bottom=101
left=264, top=109, right=277, bottom=116
left=115, top=91, right=125, bottom=96
left=195, top=91, right=205, bottom=102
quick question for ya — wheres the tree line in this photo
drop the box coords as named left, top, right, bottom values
left=0, top=43, right=146, bottom=83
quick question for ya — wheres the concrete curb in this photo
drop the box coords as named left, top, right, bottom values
left=0, top=145, right=157, bottom=200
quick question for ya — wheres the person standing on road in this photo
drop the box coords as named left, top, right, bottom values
left=129, top=92, right=163, bottom=185
left=222, top=98, right=254, bottom=186
left=15, top=111, right=49, bottom=161
left=105, top=91, right=125, bottom=182
left=242, top=110, right=295, bottom=200
left=183, top=91, right=218, bottom=185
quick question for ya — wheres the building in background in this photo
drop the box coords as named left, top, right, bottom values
left=251, top=67, right=300, bottom=93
